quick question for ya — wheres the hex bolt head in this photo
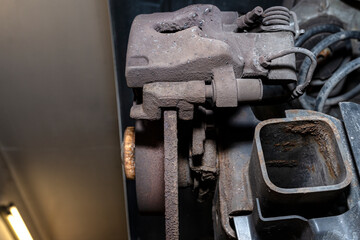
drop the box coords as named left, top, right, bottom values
left=123, top=126, right=135, bottom=180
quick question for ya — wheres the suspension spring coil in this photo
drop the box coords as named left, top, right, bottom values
left=261, top=6, right=299, bottom=37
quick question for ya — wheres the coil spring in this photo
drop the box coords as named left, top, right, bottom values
left=262, top=6, right=291, bottom=27
left=261, top=6, right=300, bottom=37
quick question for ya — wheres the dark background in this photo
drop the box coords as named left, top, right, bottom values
left=107, top=1, right=284, bottom=239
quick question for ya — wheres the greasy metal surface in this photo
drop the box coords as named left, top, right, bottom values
left=123, top=127, right=135, bottom=179
left=135, top=120, right=165, bottom=213
left=164, top=111, right=179, bottom=240
left=0, top=0, right=128, bottom=239
left=340, top=102, right=360, bottom=177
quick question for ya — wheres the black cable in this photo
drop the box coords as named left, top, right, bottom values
left=314, top=57, right=360, bottom=112
left=307, top=83, right=360, bottom=106
left=299, top=31, right=360, bottom=85
left=327, top=84, right=360, bottom=105
left=310, top=56, right=351, bottom=97
left=295, top=24, right=342, bottom=47
left=298, top=31, right=360, bottom=109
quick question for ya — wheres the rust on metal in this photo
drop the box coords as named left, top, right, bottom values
left=217, top=141, right=253, bottom=239
left=317, top=47, right=332, bottom=63
left=126, top=4, right=299, bottom=120
left=164, top=111, right=179, bottom=240
left=236, top=6, right=263, bottom=30
left=123, top=126, right=135, bottom=180
left=284, top=121, right=340, bottom=179
left=250, top=116, right=352, bottom=212
left=122, top=3, right=360, bottom=238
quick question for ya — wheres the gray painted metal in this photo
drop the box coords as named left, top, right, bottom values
left=340, top=102, right=360, bottom=177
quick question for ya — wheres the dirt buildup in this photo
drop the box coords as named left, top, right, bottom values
left=284, top=121, right=339, bottom=179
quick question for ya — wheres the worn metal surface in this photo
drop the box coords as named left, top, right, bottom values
left=126, top=4, right=299, bottom=120
left=217, top=142, right=254, bottom=239
left=124, top=3, right=360, bottom=240
left=250, top=116, right=352, bottom=221
left=135, top=120, right=165, bottom=213
left=164, top=111, right=179, bottom=240
left=285, top=110, right=360, bottom=209
left=191, top=113, right=206, bottom=156
left=126, top=5, right=297, bottom=86
left=228, top=110, right=360, bottom=240
left=261, top=6, right=296, bottom=35
left=236, top=78, right=263, bottom=102
left=229, top=110, right=360, bottom=239
left=135, top=118, right=192, bottom=213
left=236, top=6, right=263, bottom=30
left=214, top=107, right=258, bottom=239
left=131, top=81, right=206, bottom=120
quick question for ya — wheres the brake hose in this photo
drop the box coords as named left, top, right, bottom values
left=298, top=31, right=360, bottom=109
left=314, top=57, right=360, bottom=112
left=295, top=24, right=342, bottom=47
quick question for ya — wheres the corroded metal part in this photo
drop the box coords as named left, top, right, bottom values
left=214, top=109, right=359, bottom=239
left=236, top=6, right=263, bottom=30
left=130, top=81, right=206, bottom=120
left=217, top=141, right=254, bottom=239
left=122, top=3, right=360, bottom=239
left=213, top=107, right=258, bottom=239
left=164, top=111, right=179, bottom=240
left=123, top=126, right=135, bottom=180
left=134, top=118, right=193, bottom=213
left=126, top=4, right=298, bottom=120
left=250, top=115, right=352, bottom=216
left=126, top=5, right=296, bottom=87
